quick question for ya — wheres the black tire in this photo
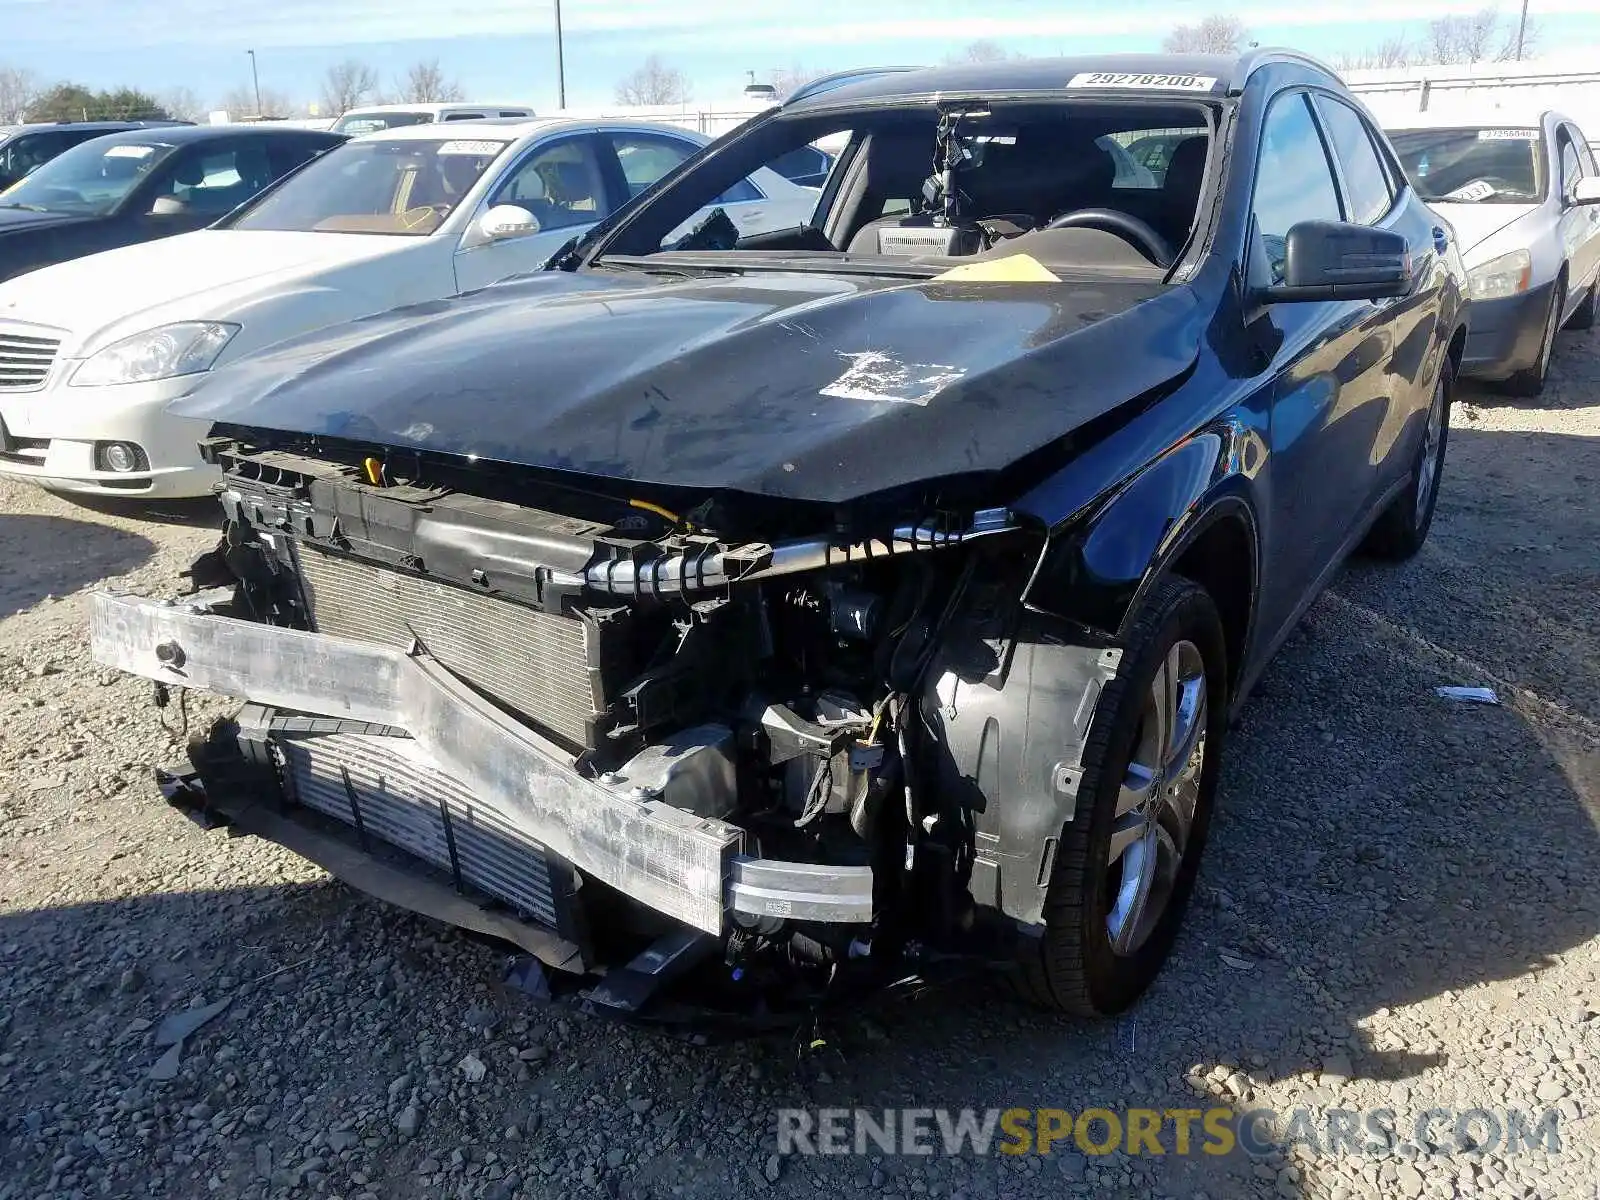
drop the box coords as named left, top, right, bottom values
left=1363, top=355, right=1452, bottom=561
left=1504, top=278, right=1565, bottom=397
left=1015, top=576, right=1227, bottom=1017
left=1566, top=278, right=1597, bottom=331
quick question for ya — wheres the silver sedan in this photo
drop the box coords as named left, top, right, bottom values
left=1388, top=109, right=1600, bottom=396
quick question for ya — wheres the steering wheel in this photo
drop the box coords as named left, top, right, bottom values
left=1043, top=208, right=1175, bottom=268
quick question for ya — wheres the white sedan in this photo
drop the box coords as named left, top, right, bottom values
left=0, top=119, right=819, bottom=498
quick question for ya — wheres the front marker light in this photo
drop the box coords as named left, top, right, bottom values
left=1467, top=249, right=1532, bottom=301
left=70, top=322, right=239, bottom=387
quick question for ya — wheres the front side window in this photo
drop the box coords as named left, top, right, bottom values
left=1558, top=133, right=1582, bottom=196
left=491, top=138, right=610, bottom=231
left=1388, top=127, right=1543, bottom=204
left=1252, top=93, right=1343, bottom=285
left=1314, top=97, right=1394, bottom=224
left=0, top=138, right=176, bottom=215
left=230, top=138, right=509, bottom=235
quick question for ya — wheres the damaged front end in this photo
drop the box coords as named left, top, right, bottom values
left=91, top=434, right=1119, bottom=1016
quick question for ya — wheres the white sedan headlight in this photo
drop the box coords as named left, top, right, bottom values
left=1467, top=249, right=1532, bottom=301
left=70, top=322, right=239, bottom=387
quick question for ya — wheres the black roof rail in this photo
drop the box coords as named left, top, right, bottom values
left=785, top=66, right=925, bottom=105
left=1228, top=46, right=1341, bottom=94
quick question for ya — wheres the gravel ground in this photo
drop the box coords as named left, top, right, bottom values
left=0, top=329, right=1596, bottom=1200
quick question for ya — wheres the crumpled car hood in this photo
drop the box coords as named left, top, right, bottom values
left=175, top=264, right=1203, bottom=505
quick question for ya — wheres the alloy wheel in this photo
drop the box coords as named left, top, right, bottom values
left=1106, top=639, right=1207, bottom=956
left=1415, top=377, right=1445, bottom=524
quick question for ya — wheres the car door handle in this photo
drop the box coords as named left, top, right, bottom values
left=1432, top=227, right=1449, bottom=255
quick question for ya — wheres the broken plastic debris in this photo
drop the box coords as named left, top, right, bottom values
left=1436, top=686, right=1500, bottom=705
left=1218, top=952, right=1256, bottom=971
left=154, top=996, right=230, bottom=1047
left=458, top=1053, right=487, bottom=1082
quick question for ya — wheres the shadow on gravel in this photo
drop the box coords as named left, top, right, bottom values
left=60, top=493, right=224, bottom=529
left=0, top=513, right=156, bottom=618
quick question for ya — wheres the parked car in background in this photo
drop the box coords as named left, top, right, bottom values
left=0, top=119, right=814, bottom=498
left=0, top=120, right=192, bottom=190
left=0, top=124, right=344, bottom=283
left=92, top=52, right=1467, bottom=1021
left=766, top=142, right=833, bottom=187
left=1388, top=109, right=1600, bottom=395
left=329, top=102, right=536, bottom=135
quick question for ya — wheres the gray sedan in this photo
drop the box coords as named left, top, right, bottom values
left=1389, top=109, right=1600, bottom=396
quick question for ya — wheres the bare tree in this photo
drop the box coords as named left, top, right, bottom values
left=0, top=64, right=39, bottom=123
left=769, top=64, right=828, bottom=100
left=320, top=58, right=380, bottom=116
left=219, top=85, right=298, bottom=120
left=1337, top=37, right=1414, bottom=71
left=1161, top=14, right=1250, bottom=55
left=614, top=56, right=692, bottom=106
left=397, top=59, right=464, bottom=104
left=159, top=86, right=204, bottom=123
left=1419, top=7, right=1537, bottom=64
left=955, top=40, right=1009, bottom=63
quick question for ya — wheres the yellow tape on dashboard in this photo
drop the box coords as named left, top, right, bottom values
left=934, top=255, right=1061, bottom=283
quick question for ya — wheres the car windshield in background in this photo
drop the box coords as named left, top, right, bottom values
left=331, top=111, right=433, bottom=135
left=0, top=139, right=174, bottom=215
left=1389, top=128, right=1544, bottom=204
left=228, top=138, right=508, bottom=235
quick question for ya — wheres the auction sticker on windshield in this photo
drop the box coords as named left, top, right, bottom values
left=1067, top=72, right=1217, bottom=91
left=437, top=140, right=505, bottom=156
left=103, top=145, right=156, bottom=158
left=1478, top=129, right=1538, bottom=140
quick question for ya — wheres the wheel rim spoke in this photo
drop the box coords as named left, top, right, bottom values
left=1108, top=826, right=1159, bottom=954
left=1105, top=637, right=1209, bottom=958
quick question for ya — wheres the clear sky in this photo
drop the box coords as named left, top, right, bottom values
left=4, top=0, right=1599, bottom=113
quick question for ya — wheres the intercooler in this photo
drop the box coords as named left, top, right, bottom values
left=264, top=716, right=563, bottom=930
left=294, top=544, right=604, bottom=747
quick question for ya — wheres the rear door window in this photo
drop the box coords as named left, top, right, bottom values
left=1314, top=96, right=1395, bottom=224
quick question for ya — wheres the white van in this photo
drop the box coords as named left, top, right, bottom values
left=330, top=103, right=536, bottom=135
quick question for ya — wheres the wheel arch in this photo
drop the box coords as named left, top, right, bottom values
left=1019, top=427, right=1264, bottom=695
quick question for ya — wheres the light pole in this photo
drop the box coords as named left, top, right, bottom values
left=247, top=49, right=262, bottom=117
left=553, top=0, right=567, bottom=109
left=1515, top=0, right=1530, bottom=60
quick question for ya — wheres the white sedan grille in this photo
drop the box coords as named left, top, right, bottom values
left=0, top=327, right=63, bottom=391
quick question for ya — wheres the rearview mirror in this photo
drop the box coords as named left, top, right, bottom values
left=149, top=196, right=188, bottom=217
left=1264, top=220, right=1411, bottom=303
left=1568, top=177, right=1600, bottom=207
left=478, top=204, right=541, bottom=242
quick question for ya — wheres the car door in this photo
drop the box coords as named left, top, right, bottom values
left=452, top=134, right=616, bottom=292
left=1557, top=122, right=1600, bottom=300
left=1250, top=90, right=1406, bottom=647
left=597, top=129, right=780, bottom=242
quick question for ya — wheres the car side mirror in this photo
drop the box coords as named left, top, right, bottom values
left=478, top=204, right=541, bottom=243
left=1263, top=220, right=1412, bottom=303
left=1568, top=177, right=1600, bottom=207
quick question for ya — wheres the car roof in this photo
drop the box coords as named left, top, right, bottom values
left=340, top=102, right=534, bottom=115
left=1384, top=108, right=1562, bottom=133
left=348, top=117, right=711, bottom=145
left=0, top=120, right=184, bottom=136
left=79, top=124, right=345, bottom=148
left=780, top=52, right=1333, bottom=109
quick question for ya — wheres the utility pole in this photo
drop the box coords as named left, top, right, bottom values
left=247, top=49, right=263, bottom=117
left=1515, top=0, right=1530, bottom=60
left=553, top=0, right=567, bottom=109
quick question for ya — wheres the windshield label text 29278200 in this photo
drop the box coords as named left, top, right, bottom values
left=1067, top=72, right=1217, bottom=91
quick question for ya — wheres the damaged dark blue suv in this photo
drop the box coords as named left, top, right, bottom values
left=94, top=50, right=1468, bottom=1019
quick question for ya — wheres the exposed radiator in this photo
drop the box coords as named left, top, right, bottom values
left=274, top=722, right=560, bottom=929
left=295, top=544, right=601, bottom=747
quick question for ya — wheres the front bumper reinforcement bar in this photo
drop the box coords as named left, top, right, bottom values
left=89, top=592, right=873, bottom=935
